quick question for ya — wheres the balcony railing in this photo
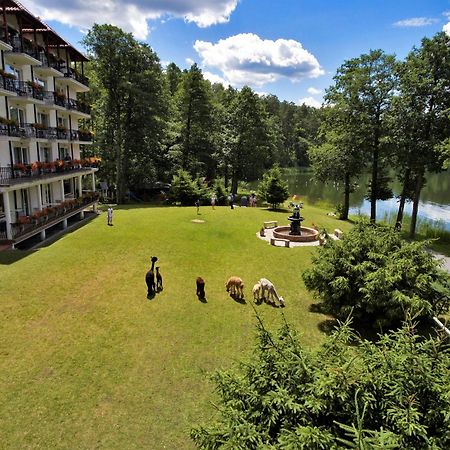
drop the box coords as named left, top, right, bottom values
left=35, top=52, right=65, bottom=73
left=8, top=36, right=39, bottom=60
left=63, top=67, right=89, bottom=87
left=0, top=122, right=92, bottom=141
left=2, top=192, right=100, bottom=241
left=0, top=159, right=99, bottom=186
left=0, top=74, right=17, bottom=92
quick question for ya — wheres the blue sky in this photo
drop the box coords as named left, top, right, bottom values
left=23, top=0, right=450, bottom=105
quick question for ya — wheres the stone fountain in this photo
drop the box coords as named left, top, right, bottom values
left=272, top=201, right=319, bottom=243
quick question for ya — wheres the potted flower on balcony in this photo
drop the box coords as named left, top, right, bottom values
left=0, top=69, right=17, bottom=80
left=17, top=215, right=31, bottom=226
left=77, top=128, right=93, bottom=140
left=13, top=162, right=26, bottom=177
left=32, top=122, right=48, bottom=130
left=26, top=80, right=43, bottom=91
left=55, top=159, right=65, bottom=172
left=0, top=117, right=19, bottom=127
left=54, top=91, right=66, bottom=101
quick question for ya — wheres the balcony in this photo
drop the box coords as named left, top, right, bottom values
left=34, top=53, right=64, bottom=77
left=5, top=36, right=41, bottom=66
left=14, top=81, right=45, bottom=102
left=0, top=192, right=100, bottom=243
left=58, top=67, right=89, bottom=92
left=66, top=98, right=91, bottom=115
left=0, top=159, right=99, bottom=187
left=0, top=122, right=92, bottom=142
left=0, top=74, right=17, bottom=94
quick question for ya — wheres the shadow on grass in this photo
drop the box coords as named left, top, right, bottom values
left=0, top=249, right=37, bottom=265
left=197, top=296, right=207, bottom=304
left=230, top=294, right=246, bottom=305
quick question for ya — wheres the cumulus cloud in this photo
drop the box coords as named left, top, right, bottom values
left=393, top=17, right=438, bottom=27
left=185, top=57, right=195, bottom=66
left=298, top=96, right=322, bottom=108
left=21, top=0, right=239, bottom=40
left=203, top=71, right=230, bottom=87
left=193, top=33, right=324, bottom=87
left=445, top=22, right=450, bottom=35
left=307, top=87, right=322, bottom=95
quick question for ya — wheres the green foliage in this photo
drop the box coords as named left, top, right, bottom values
left=169, top=169, right=199, bottom=205
left=303, top=222, right=450, bottom=327
left=212, top=178, right=228, bottom=205
left=192, top=316, right=450, bottom=449
left=258, top=166, right=289, bottom=209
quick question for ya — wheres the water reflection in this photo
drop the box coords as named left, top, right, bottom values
left=254, top=168, right=450, bottom=230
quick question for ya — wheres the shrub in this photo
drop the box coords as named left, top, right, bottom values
left=212, top=178, right=228, bottom=205
left=258, top=165, right=289, bottom=209
left=302, top=222, right=450, bottom=328
left=169, top=169, right=199, bottom=205
left=191, top=316, right=450, bottom=449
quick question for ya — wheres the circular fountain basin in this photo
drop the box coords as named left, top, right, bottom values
left=273, top=226, right=319, bottom=242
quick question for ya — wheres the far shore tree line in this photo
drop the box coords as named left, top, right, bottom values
left=83, top=25, right=449, bottom=237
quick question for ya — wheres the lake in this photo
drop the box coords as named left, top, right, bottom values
left=278, top=168, right=450, bottom=230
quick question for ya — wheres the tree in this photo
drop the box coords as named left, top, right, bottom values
left=258, top=166, right=289, bottom=209
left=192, top=316, right=450, bottom=449
left=325, top=50, right=397, bottom=223
left=175, top=64, right=215, bottom=175
left=308, top=105, right=364, bottom=220
left=83, top=25, right=168, bottom=202
left=168, top=169, right=199, bottom=205
left=389, top=32, right=450, bottom=237
left=302, top=222, right=450, bottom=328
left=225, top=86, right=272, bottom=194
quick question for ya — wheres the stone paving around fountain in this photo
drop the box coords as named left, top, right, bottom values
left=256, top=227, right=338, bottom=248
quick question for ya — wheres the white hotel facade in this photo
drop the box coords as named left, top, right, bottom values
left=0, top=0, right=98, bottom=248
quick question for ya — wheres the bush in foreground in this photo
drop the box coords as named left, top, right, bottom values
left=191, top=316, right=450, bottom=449
left=302, top=222, right=450, bottom=328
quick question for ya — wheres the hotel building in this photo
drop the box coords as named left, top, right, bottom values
left=0, top=0, right=98, bottom=249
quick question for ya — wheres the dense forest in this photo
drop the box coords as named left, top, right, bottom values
left=82, top=25, right=322, bottom=201
left=82, top=25, right=450, bottom=237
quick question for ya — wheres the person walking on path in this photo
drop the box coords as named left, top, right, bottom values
left=229, top=192, right=234, bottom=210
left=211, top=194, right=217, bottom=210
left=195, top=199, right=200, bottom=215
left=107, top=206, right=113, bottom=226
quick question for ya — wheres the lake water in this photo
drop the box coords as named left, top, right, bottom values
left=277, top=168, right=450, bottom=230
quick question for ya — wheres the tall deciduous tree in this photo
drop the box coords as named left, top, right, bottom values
left=83, top=24, right=167, bottom=203
left=175, top=64, right=215, bottom=175
left=225, top=86, right=272, bottom=194
left=308, top=106, right=365, bottom=220
left=390, top=32, right=450, bottom=237
left=326, top=50, right=397, bottom=223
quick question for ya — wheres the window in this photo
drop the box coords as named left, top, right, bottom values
left=34, top=77, right=46, bottom=89
left=9, top=107, right=25, bottom=125
left=58, top=146, right=69, bottom=160
left=37, top=112, right=49, bottom=127
left=40, top=146, right=51, bottom=163
left=13, top=147, right=29, bottom=164
left=5, top=65, right=21, bottom=81
left=57, top=117, right=67, bottom=128
left=41, top=184, right=52, bottom=206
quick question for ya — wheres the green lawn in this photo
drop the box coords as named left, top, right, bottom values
left=0, top=204, right=351, bottom=449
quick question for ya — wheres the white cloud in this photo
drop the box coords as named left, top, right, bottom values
left=185, top=58, right=195, bottom=66
left=21, top=0, right=239, bottom=40
left=307, top=87, right=322, bottom=95
left=255, top=91, right=268, bottom=97
left=393, top=17, right=438, bottom=28
left=445, top=22, right=450, bottom=35
left=298, top=96, right=322, bottom=108
left=193, top=33, right=324, bottom=87
left=203, top=71, right=229, bottom=87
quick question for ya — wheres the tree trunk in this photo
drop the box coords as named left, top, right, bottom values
left=342, top=172, right=350, bottom=220
left=231, top=172, right=238, bottom=195
left=409, top=170, right=424, bottom=239
left=395, top=167, right=411, bottom=230
left=370, top=146, right=378, bottom=223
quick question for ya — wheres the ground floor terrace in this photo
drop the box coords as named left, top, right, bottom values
left=0, top=168, right=98, bottom=246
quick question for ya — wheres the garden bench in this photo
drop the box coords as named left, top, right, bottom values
left=334, top=228, right=344, bottom=239
left=270, top=237, right=290, bottom=248
left=264, top=221, right=278, bottom=229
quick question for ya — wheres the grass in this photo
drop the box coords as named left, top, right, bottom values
left=0, top=203, right=351, bottom=449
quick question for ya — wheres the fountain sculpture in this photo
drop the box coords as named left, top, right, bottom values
left=272, top=201, right=319, bottom=243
